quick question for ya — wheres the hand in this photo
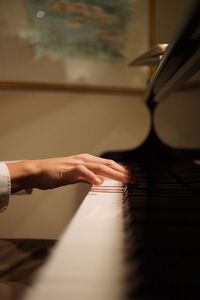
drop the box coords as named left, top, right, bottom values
left=6, top=154, right=135, bottom=193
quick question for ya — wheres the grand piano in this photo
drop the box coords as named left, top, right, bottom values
left=24, top=1, right=200, bottom=299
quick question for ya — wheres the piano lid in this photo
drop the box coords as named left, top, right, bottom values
left=145, top=0, right=200, bottom=104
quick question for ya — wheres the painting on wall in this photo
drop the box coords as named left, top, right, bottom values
left=0, top=0, right=155, bottom=93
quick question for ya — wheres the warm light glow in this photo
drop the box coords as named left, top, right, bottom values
left=36, top=10, right=45, bottom=18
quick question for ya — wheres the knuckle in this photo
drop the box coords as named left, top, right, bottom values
left=75, top=165, right=84, bottom=172
left=106, top=159, right=116, bottom=167
left=75, top=159, right=84, bottom=164
left=79, top=153, right=89, bottom=160
left=72, top=155, right=85, bottom=164
left=95, top=165, right=103, bottom=172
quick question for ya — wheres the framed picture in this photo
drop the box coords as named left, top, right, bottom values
left=0, top=0, right=155, bottom=94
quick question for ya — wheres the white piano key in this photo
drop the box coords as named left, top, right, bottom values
left=23, top=179, right=126, bottom=300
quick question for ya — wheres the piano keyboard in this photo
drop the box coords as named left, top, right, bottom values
left=23, top=160, right=200, bottom=300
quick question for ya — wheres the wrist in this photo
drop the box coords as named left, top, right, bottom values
left=6, top=160, right=41, bottom=193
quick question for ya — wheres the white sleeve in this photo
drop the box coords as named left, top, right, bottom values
left=0, top=162, right=11, bottom=212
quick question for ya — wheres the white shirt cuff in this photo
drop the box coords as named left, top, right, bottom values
left=0, top=161, right=33, bottom=212
left=0, top=162, right=11, bottom=212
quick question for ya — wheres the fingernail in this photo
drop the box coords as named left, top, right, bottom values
left=95, top=177, right=103, bottom=185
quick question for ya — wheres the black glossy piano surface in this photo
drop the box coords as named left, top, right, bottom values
left=102, top=1, right=200, bottom=298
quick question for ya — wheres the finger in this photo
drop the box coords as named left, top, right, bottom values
left=78, top=154, right=127, bottom=173
left=72, top=165, right=103, bottom=185
left=96, top=158, right=137, bottom=181
left=84, top=163, right=130, bottom=183
left=104, top=161, right=137, bottom=182
left=77, top=176, right=105, bottom=185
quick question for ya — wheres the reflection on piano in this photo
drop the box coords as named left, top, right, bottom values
left=24, top=1, right=200, bottom=299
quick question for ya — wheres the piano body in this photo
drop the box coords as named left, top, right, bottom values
left=24, top=1, right=200, bottom=299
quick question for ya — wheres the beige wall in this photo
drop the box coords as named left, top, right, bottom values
left=155, top=0, right=190, bottom=43
left=0, top=0, right=199, bottom=239
left=154, top=89, right=200, bottom=149
left=0, top=91, right=150, bottom=239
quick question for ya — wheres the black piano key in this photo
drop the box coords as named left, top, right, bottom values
left=123, top=160, right=200, bottom=300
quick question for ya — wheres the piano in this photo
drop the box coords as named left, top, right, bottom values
left=23, top=1, right=200, bottom=299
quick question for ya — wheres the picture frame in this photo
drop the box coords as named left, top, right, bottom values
left=0, top=0, right=156, bottom=94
